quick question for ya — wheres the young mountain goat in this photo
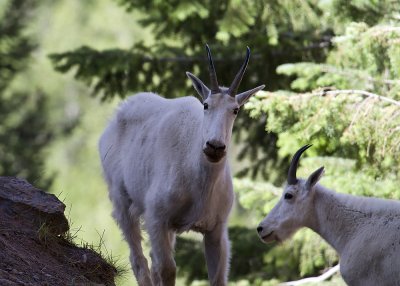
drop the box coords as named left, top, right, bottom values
left=99, top=45, right=265, bottom=286
left=257, top=145, right=400, bottom=286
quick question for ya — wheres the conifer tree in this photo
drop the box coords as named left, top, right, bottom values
left=0, top=0, right=54, bottom=188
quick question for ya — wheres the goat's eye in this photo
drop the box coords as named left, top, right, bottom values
left=284, top=193, right=293, bottom=200
left=233, top=108, right=239, bottom=115
left=204, top=103, right=208, bottom=110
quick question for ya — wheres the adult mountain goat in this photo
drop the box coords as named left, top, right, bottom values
left=257, top=145, right=400, bottom=286
left=99, top=45, right=265, bottom=286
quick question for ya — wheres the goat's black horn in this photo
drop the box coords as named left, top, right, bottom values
left=205, top=44, right=220, bottom=94
left=229, top=46, right=250, bottom=97
left=287, top=144, right=313, bottom=185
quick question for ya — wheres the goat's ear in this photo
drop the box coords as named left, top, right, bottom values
left=236, top=85, right=265, bottom=106
left=186, top=72, right=211, bottom=101
left=306, top=166, right=324, bottom=190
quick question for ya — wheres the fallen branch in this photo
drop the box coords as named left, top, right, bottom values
left=280, top=264, right=340, bottom=286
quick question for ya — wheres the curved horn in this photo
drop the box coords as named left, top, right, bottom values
left=229, top=46, right=250, bottom=97
left=205, top=44, right=220, bottom=94
left=287, top=144, right=312, bottom=185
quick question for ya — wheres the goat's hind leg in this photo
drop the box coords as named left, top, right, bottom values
left=111, top=187, right=152, bottom=285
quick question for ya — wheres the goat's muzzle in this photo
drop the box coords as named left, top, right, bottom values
left=257, top=224, right=278, bottom=243
left=203, top=140, right=226, bottom=163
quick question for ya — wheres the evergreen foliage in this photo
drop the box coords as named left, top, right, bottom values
left=0, top=1, right=34, bottom=91
left=246, top=23, right=400, bottom=176
left=0, top=0, right=54, bottom=188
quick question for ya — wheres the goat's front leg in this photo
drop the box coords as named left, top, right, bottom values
left=204, top=223, right=230, bottom=286
left=147, top=222, right=176, bottom=286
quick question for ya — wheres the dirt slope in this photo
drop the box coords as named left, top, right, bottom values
left=0, top=177, right=117, bottom=285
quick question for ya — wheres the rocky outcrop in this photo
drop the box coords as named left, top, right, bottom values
left=0, top=177, right=117, bottom=285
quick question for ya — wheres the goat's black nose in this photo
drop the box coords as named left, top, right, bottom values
left=257, top=226, right=263, bottom=233
left=206, top=140, right=226, bottom=151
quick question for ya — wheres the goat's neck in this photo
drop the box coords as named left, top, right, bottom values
left=188, top=131, right=231, bottom=193
left=307, top=186, right=367, bottom=255
left=198, top=155, right=228, bottom=182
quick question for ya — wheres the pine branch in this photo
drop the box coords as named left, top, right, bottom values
left=260, top=89, right=400, bottom=107
left=318, top=65, right=400, bottom=86
left=315, top=89, right=400, bottom=107
left=141, top=54, right=263, bottom=63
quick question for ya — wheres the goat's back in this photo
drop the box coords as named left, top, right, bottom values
left=336, top=193, right=400, bottom=285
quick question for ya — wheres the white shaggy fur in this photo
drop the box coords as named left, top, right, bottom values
left=99, top=46, right=264, bottom=286
left=258, top=148, right=400, bottom=286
